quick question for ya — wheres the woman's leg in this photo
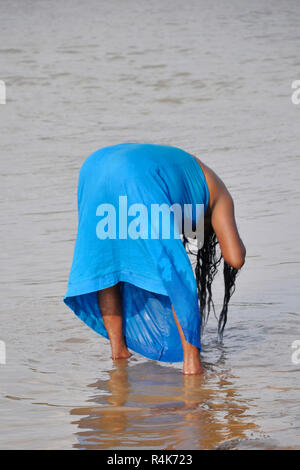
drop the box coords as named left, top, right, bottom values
left=172, top=306, right=204, bottom=375
left=97, top=283, right=131, bottom=360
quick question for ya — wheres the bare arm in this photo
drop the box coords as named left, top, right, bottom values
left=192, top=156, right=246, bottom=269
left=211, top=192, right=246, bottom=269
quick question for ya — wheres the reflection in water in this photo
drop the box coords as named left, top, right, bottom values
left=70, top=360, right=257, bottom=449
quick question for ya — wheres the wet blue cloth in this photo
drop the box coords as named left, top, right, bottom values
left=63, top=143, right=209, bottom=362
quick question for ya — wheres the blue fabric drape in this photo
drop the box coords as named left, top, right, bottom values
left=63, top=143, right=209, bottom=362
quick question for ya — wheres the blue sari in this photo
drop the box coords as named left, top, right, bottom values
left=63, top=143, right=209, bottom=362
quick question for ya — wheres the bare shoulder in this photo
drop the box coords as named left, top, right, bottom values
left=190, top=154, right=245, bottom=269
left=190, top=154, right=232, bottom=210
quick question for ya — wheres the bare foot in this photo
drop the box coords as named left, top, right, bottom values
left=183, top=361, right=205, bottom=375
left=111, top=347, right=132, bottom=360
left=171, top=306, right=204, bottom=375
left=183, top=350, right=205, bottom=375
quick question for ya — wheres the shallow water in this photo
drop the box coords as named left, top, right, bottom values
left=0, top=0, right=300, bottom=449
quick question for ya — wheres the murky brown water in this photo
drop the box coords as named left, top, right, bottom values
left=0, top=0, right=299, bottom=449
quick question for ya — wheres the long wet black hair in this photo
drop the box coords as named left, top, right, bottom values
left=182, top=228, right=239, bottom=342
